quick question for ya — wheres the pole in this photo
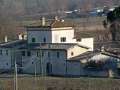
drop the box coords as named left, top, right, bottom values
left=35, top=61, right=37, bottom=81
left=39, top=49, right=44, bottom=76
left=41, top=50, right=44, bottom=76
left=15, top=60, right=18, bottom=90
left=40, top=49, right=45, bottom=90
left=34, top=60, right=37, bottom=90
left=14, top=49, right=18, bottom=90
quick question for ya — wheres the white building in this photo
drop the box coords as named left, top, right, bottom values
left=0, top=19, right=94, bottom=76
left=68, top=51, right=120, bottom=77
left=27, top=20, right=94, bottom=50
left=0, top=18, right=120, bottom=77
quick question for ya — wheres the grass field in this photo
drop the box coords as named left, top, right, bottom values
left=0, top=75, right=120, bottom=90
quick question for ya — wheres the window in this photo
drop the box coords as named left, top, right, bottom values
left=6, top=63, right=8, bottom=66
left=0, top=50, right=2, bottom=55
left=71, top=52, right=74, bottom=56
left=77, top=38, right=81, bottom=42
left=32, top=62, right=34, bottom=64
left=37, top=51, right=39, bottom=57
left=32, top=38, right=36, bottom=43
left=6, top=50, right=8, bottom=55
left=48, top=52, right=50, bottom=58
left=43, top=37, right=46, bottom=43
left=57, top=52, right=60, bottom=58
left=42, top=51, right=44, bottom=57
left=27, top=51, right=31, bottom=56
left=61, top=37, right=66, bottom=42
left=21, top=51, right=25, bottom=56
left=46, top=63, right=52, bottom=75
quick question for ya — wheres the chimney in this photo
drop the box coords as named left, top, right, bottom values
left=19, top=34, right=23, bottom=40
left=101, top=46, right=105, bottom=52
left=4, top=36, right=8, bottom=42
left=18, top=34, right=27, bottom=40
left=42, top=17, right=45, bottom=26
left=61, top=19, right=64, bottom=22
left=55, top=16, right=58, bottom=21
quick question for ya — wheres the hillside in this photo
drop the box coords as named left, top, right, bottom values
left=0, top=0, right=119, bottom=42
left=1, top=0, right=120, bottom=16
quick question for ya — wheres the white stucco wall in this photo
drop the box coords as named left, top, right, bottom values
left=51, top=60, right=66, bottom=75
left=22, top=49, right=67, bottom=75
left=0, top=48, right=114, bottom=77
left=66, top=61, right=85, bottom=76
left=67, top=45, right=88, bottom=59
left=27, top=27, right=94, bottom=52
left=0, top=48, right=12, bottom=70
left=78, top=38, right=94, bottom=51
left=51, top=27, right=75, bottom=43
left=49, top=50, right=66, bottom=75
left=27, top=30, right=52, bottom=43
left=66, top=61, right=109, bottom=77
left=22, top=56, right=41, bottom=74
left=27, top=27, right=76, bottom=44
left=21, top=50, right=41, bottom=74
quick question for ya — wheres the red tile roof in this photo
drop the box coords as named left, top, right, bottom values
left=51, top=20, right=74, bottom=28
left=26, top=20, right=74, bottom=28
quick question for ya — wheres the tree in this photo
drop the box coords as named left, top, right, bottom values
left=107, top=6, right=120, bottom=22
left=107, top=6, right=120, bottom=41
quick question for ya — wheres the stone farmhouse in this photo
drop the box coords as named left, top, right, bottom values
left=0, top=18, right=119, bottom=77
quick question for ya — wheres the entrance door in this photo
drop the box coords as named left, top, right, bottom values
left=46, top=63, right=52, bottom=75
